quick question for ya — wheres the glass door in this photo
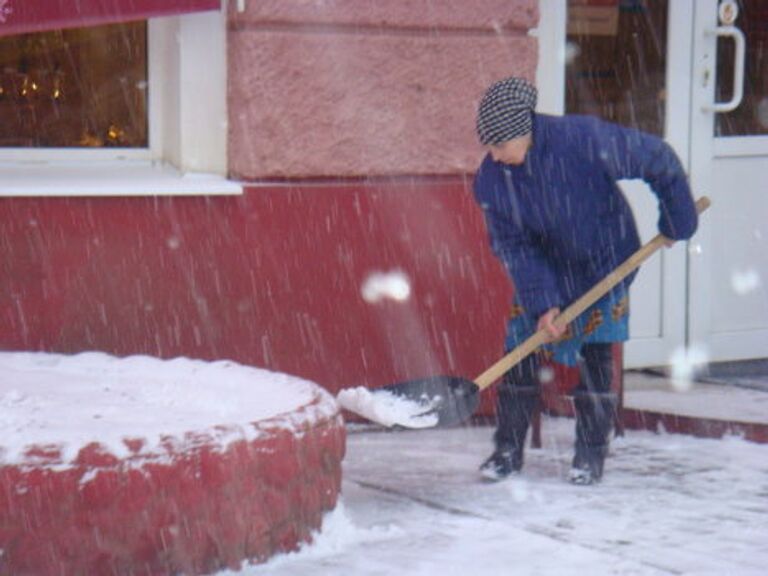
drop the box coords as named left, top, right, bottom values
left=563, top=0, right=691, bottom=368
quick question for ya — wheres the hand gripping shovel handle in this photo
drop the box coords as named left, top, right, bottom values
left=473, top=196, right=711, bottom=391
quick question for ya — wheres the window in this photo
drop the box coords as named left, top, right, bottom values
left=0, top=5, right=240, bottom=196
left=715, top=0, right=768, bottom=137
left=564, top=0, right=668, bottom=136
left=0, top=22, right=149, bottom=148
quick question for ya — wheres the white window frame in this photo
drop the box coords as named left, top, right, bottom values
left=713, top=135, right=768, bottom=157
left=0, top=9, right=242, bottom=196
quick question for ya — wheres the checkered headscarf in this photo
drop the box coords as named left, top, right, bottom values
left=476, top=77, right=538, bottom=145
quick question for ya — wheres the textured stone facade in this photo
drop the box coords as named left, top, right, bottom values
left=228, top=0, right=539, bottom=178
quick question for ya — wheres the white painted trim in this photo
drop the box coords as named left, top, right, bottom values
left=666, top=0, right=696, bottom=172
left=687, top=0, right=719, bottom=354
left=646, top=0, right=695, bottom=365
left=0, top=161, right=242, bottom=197
left=0, top=148, right=153, bottom=162
left=713, top=135, right=768, bottom=157
left=534, top=0, right=566, bottom=115
left=152, top=17, right=181, bottom=168
left=704, top=329, right=768, bottom=363
left=176, top=10, right=228, bottom=174
left=147, top=19, right=165, bottom=160
left=144, top=10, right=229, bottom=176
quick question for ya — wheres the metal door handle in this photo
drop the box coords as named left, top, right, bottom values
left=703, top=26, right=746, bottom=113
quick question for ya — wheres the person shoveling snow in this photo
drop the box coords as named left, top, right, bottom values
left=339, top=78, right=706, bottom=489
left=470, top=77, right=699, bottom=485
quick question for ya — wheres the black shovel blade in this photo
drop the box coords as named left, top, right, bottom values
left=380, top=375, right=480, bottom=428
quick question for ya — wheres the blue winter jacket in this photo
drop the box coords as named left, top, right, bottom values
left=473, top=113, right=698, bottom=319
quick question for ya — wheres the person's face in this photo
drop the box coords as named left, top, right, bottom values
left=488, top=133, right=532, bottom=166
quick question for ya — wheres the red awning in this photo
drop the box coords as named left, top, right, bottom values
left=0, top=0, right=221, bottom=37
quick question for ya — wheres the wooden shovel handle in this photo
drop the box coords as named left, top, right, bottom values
left=473, top=196, right=711, bottom=391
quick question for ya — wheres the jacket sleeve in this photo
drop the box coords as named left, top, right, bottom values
left=481, top=204, right=565, bottom=319
left=588, top=118, right=698, bottom=240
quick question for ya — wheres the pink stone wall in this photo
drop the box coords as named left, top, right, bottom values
left=228, top=1, right=539, bottom=179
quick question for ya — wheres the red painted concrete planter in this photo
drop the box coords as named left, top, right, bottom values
left=0, top=389, right=346, bottom=575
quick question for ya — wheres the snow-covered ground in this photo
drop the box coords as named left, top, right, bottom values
left=3, top=352, right=766, bottom=574
left=231, top=419, right=768, bottom=576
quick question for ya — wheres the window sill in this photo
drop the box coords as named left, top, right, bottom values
left=0, top=161, right=243, bottom=197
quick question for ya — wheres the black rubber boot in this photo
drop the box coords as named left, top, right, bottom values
left=481, top=355, right=540, bottom=481
left=570, top=392, right=617, bottom=485
left=479, top=448, right=524, bottom=481
left=570, top=343, right=616, bottom=485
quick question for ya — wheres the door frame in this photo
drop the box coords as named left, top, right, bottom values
left=688, top=0, right=768, bottom=361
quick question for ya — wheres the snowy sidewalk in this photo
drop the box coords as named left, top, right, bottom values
left=230, top=419, right=768, bottom=576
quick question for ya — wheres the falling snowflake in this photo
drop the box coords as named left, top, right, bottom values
left=731, top=269, right=761, bottom=295
left=361, top=270, right=411, bottom=304
left=669, top=345, right=709, bottom=392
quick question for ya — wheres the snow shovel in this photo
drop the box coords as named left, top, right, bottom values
left=343, top=196, right=711, bottom=429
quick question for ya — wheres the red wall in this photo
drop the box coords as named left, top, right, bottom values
left=1, top=178, right=523, bottom=411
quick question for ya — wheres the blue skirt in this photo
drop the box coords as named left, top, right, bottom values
left=505, top=291, right=629, bottom=367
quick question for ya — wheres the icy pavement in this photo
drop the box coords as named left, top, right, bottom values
left=226, top=418, right=768, bottom=575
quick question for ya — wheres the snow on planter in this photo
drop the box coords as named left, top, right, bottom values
left=0, top=351, right=346, bottom=575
